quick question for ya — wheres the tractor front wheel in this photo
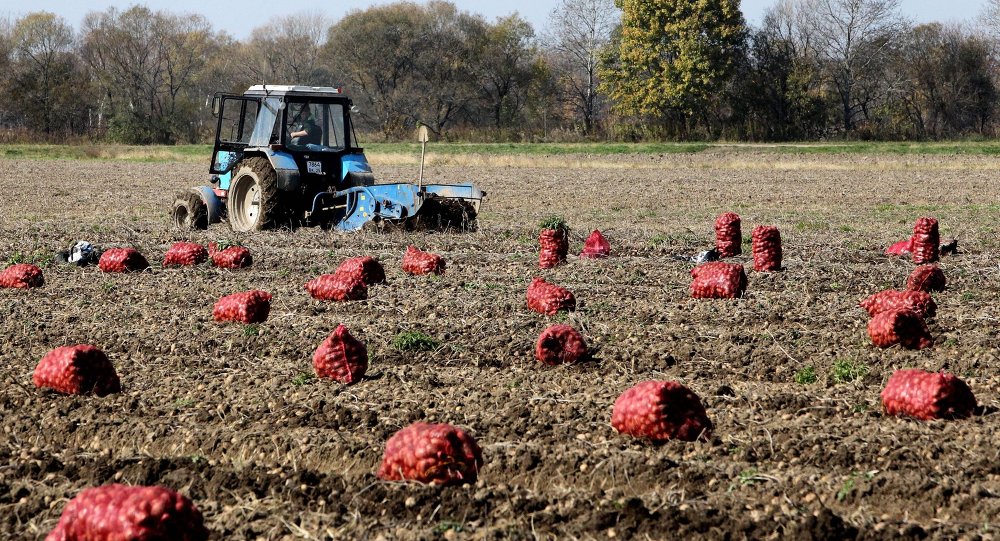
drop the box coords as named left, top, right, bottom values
left=227, top=157, right=280, bottom=232
left=171, top=190, right=208, bottom=230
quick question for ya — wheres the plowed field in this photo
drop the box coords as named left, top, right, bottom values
left=1, top=151, right=999, bottom=540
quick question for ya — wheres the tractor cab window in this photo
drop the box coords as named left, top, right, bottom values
left=286, top=102, right=322, bottom=148
left=284, top=100, right=347, bottom=152
left=218, top=98, right=259, bottom=144
left=248, top=97, right=281, bottom=147
left=325, top=104, right=346, bottom=149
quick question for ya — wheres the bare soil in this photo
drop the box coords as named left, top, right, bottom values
left=1, top=151, right=999, bottom=540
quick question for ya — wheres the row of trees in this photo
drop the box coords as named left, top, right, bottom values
left=1, top=0, right=999, bottom=143
left=734, top=0, right=998, bottom=140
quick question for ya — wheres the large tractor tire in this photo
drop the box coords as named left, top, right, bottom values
left=227, top=157, right=280, bottom=232
left=171, top=190, right=208, bottom=230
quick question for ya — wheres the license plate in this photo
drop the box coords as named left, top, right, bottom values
left=307, top=161, right=322, bottom=174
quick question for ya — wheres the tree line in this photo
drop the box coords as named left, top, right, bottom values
left=1, top=0, right=999, bottom=144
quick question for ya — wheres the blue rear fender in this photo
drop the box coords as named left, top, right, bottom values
left=341, top=153, right=374, bottom=186
left=267, top=150, right=301, bottom=191
left=341, top=153, right=372, bottom=179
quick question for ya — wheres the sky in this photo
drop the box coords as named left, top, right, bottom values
left=0, top=0, right=989, bottom=38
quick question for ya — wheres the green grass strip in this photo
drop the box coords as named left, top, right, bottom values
left=4, top=140, right=1000, bottom=162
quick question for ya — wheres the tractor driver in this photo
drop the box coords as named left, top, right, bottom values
left=288, top=103, right=322, bottom=147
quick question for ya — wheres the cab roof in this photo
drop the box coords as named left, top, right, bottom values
left=243, top=85, right=348, bottom=99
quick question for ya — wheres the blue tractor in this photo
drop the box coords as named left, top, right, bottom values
left=171, top=85, right=483, bottom=232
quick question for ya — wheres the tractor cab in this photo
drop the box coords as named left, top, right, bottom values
left=210, top=85, right=374, bottom=195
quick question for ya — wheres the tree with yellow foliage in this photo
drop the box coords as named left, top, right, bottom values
left=600, top=0, right=746, bottom=136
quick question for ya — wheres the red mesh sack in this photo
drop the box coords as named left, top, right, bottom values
left=305, top=273, right=368, bottom=301
left=0, top=263, right=44, bottom=289
left=377, top=422, right=483, bottom=485
left=714, top=212, right=742, bottom=257
left=867, top=309, right=933, bottom=350
left=335, top=256, right=386, bottom=286
left=881, top=369, right=976, bottom=421
left=402, top=246, right=445, bottom=275
left=907, top=264, right=946, bottom=293
left=98, top=248, right=150, bottom=273
left=208, top=243, right=252, bottom=269
left=885, top=238, right=912, bottom=256
left=911, top=217, right=939, bottom=264
left=751, top=225, right=782, bottom=272
left=859, top=289, right=936, bottom=319
left=212, top=290, right=271, bottom=324
left=163, top=242, right=208, bottom=267
left=33, top=345, right=121, bottom=397
left=526, top=277, right=576, bottom=315
left=45, top=484, right=207, bottom=541
left=535, top=324, right=587, bottom=365
left=690, top=262, right=747, bottom=299
left=580, top=229, right=610, bottom=259
left=612, top=381, right=713, bottom=443
left=313, top=324, right=368, bottom=384
left=539, top=228, right=569, bottom=268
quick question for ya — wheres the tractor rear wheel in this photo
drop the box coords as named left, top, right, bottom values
left=227, top=157, right=279, bottom=232
left=171, top=190, right=208, bottom=230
